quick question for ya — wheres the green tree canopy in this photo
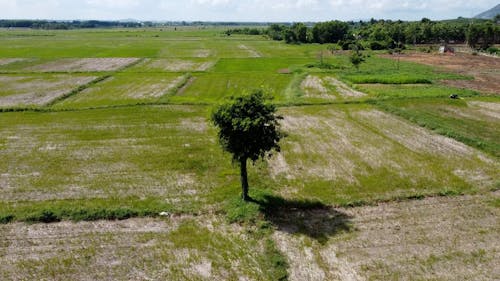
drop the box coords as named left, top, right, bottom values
left=312, top=20, right=349, bottom=44
left=211, top=90, right=283, bottom=201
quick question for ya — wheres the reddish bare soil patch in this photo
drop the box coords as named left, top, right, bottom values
left=382, top=53, right=500, bottom=94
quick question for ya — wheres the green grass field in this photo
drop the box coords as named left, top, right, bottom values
left=0, top=27, right=499, bottom=280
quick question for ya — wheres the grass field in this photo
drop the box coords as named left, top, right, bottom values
left=0, top=27, right=499, bottom=280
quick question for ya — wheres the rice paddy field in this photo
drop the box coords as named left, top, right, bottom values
left=0, top=27, right=499, bottom=280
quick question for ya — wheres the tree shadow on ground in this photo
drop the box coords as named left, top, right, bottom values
left=250, top=194, right=354, bottom=244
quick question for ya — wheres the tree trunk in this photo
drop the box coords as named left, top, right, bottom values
left=240, top=158, right=250, bottom=201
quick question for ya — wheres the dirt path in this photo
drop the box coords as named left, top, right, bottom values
left=274, top=192, right=500, bottom=281
left=381, top=53, right=500, bottom=94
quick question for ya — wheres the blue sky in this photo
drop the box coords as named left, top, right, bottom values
left=1, top=0, right=498, bottom=21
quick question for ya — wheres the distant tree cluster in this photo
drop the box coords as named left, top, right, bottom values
left=266, top=17, right=500, bottom=50
left=0, top=20, right=142, bottom=29
left=225, top=27, right=264, bottom=36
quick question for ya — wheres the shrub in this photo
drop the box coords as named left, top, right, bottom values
left=0, top=214, right=14, bottom=224
left=486, top=47, right=499, bottom=55
left=369, top=41, right=387, bottom=50
left=25, top=210, right=60, bottom=223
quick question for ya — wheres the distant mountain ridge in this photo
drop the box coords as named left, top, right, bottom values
left=474, top=4, right=500, bottom=19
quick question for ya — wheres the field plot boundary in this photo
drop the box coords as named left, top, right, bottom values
left=46, top=75, right=112, bottom=106
left=21, top=58, right=142, bottom=73
left=0, top=74, right=101, bottom=108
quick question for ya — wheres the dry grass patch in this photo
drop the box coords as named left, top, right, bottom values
left=323, top=77, right=366, bottom=98
left=353, top=109, right=489, bottom=160
left=26, top=58, right=140, bottom=72
left=273, top=193, right=500, bottom=281
left=0, top=58, right=25, bottom=66
left=268, top=106, right=498, bottom=200
left=0, top=215, right=275, bottom=280
left=238, top=44, right=261, bottom=58
left=468, top=101, right=500, bottom=120
left=131, top=59, right=215, bottom=72
left=193, top=49, right=211, bottom=58
left=300, top=75, right=335, bottom=100
left=0, top=106, right=221, bottom=202
left=0, top=75, right=97, bottom=107
left=54, top=74, right=188, bottom=108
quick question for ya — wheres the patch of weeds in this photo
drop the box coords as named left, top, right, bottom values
left=344, top=74, right=431, bottom=84
left=438, top=189, right=463, bottom=197
left=340, top=199, right=368, bottom=208
left=61, top=207, right=140, bottom=221
left=305, top=62, right=342, bottom=70
left=263, top=238, right=289, bottom=281
left=1, top=196, right=181, bottom=223
left=0, top=214, right=14, bottom=224
left=224, top=196, right=261, bottom=224
left=284, top=72, right=307, bottom=101
left=25, top=210, right=61, bottom=224
left=489, top=198, right=500, bottom=208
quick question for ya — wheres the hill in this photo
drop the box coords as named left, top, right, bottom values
left=474, top=4, right=500, bottom=19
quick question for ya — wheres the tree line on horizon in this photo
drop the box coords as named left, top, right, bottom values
left=228, top=16, right=500, bottom=51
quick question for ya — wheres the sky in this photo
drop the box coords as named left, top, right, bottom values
left=0, top=0, right=498, bottom=22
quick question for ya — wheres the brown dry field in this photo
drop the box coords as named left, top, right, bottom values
left=273, top=191, right=500, bottom=281
left=1, top=193, right=498, bottom=280
left=381, top=52, right=500, bottom=94
left=26, top=58, right=140, bottom=72
left=0, top=75, right=97, bottom=107
left=0, top=215, right=267, bottom=280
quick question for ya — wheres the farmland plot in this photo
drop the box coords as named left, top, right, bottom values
left=0, top=216, right=282, bottom=280
left=170, top=72, right=295, bottom=103
left=54, top=73, right=189, bottom=108
left=268, top=105, right=498, bottom=204
left=380, top=98, right=500, bottom=158
left=0, top=106, right=233, bottom=204
left=357, top=83, right=479, bottom=99
left=273, top=192, right=500, bottom=281
left=0, top=75, right=97, bottom=107
left=25, top=58, right=140, bottom=72
left=300, top=75, right=366, bottom=100
left=126, top=58, right=215, bottom=72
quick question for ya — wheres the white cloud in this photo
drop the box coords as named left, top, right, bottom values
left=0, top=0, right=498, bottom=21
left=191, top=0, right=231, bottom=6
left=85, top=0, right=140, bottom=8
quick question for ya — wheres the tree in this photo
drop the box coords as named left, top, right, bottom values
left=292, top=22, right=308, bottom=43
left=211, top=90, right=283, bottom=201
left=349, top=45, right=365, bottom=71
left=312, top=21, right=349, bottom=44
